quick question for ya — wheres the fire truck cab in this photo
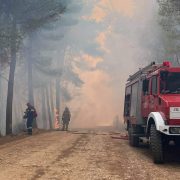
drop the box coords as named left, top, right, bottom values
left=124, top=61, right=180, bottom=163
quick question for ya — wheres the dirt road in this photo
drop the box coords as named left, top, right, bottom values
left=0, top=130, right=180, bottom=180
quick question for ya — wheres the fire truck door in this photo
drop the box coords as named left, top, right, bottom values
left=149, top=95, right=155, bottom=112
left=142, top=79, right=150, bottom=117
left=150, top=76, right=158, bottom=112
left=142, top=95, right=150, bottom=117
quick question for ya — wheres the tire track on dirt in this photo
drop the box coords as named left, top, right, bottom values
left=30, top=134, right=88, bottom=180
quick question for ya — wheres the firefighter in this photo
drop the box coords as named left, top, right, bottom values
left=62, top=107, right=71, bottom=131
left=23, top=103, right=37, bottom=135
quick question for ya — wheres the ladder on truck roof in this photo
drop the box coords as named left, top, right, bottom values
left=127, top=61, right=162, bottom=82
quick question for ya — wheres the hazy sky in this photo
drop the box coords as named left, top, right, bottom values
left=67, top=0, right=160, bottom=128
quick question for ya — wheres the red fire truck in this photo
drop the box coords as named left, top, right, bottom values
left=124, top=61, right=180, bottom=163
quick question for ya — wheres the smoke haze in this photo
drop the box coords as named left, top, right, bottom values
left=0, top=0, right=165, bottom=134
left=68, top=0, right=162, bottom=128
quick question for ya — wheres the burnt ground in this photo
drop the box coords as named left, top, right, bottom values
left=0, top=130, right=180, bottom=180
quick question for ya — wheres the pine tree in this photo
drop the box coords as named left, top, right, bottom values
left=157, top=0, right=180, bottom=62
left=0, top=0, right=69, bottom=134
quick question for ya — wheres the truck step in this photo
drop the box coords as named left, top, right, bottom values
left=141, top=125, right=146, bottom=128
left=132, top=133, right=144, bottom=137
left=139, top=137, right=149, bottom=144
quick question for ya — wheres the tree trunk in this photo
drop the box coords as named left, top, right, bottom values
left=41, top=88, right=47, bottom=129
left=27, top=33, right=37, bottom=128
left=56, top=78, right=60, bottom=125
left=49, top=82, right=54, bottom=128
left=6, top=19, right=17, bottom=135
left=46, top=86, right=52, bottom=129
left=175, top=53, right=180, bottom=65
left=0, top=64, right=2, bottom=135
left=27, top=44, right=34, bottom=105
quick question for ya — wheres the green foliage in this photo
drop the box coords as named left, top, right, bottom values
left=0, top=0, right=70, bottom=65
left=157, top=0, right=180, bottom=55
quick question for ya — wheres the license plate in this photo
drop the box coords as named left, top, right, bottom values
left=170, top=107, right=180, bottom=112
left=170, top=107, right=180, bottom=119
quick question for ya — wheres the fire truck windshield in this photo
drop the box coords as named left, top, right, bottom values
left=160, top=72, right=180, bottom=94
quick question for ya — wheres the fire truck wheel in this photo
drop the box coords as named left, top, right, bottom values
left=128, top=127, right=139, bottom=147
left=175, top=138, right=180, bottom=147
left=150, top=124, right=164, bottom=164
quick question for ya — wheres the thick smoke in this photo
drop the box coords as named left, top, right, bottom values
left=0, top=0, right=164, bottom=134
left=68, top=0, right=163, bottom=128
